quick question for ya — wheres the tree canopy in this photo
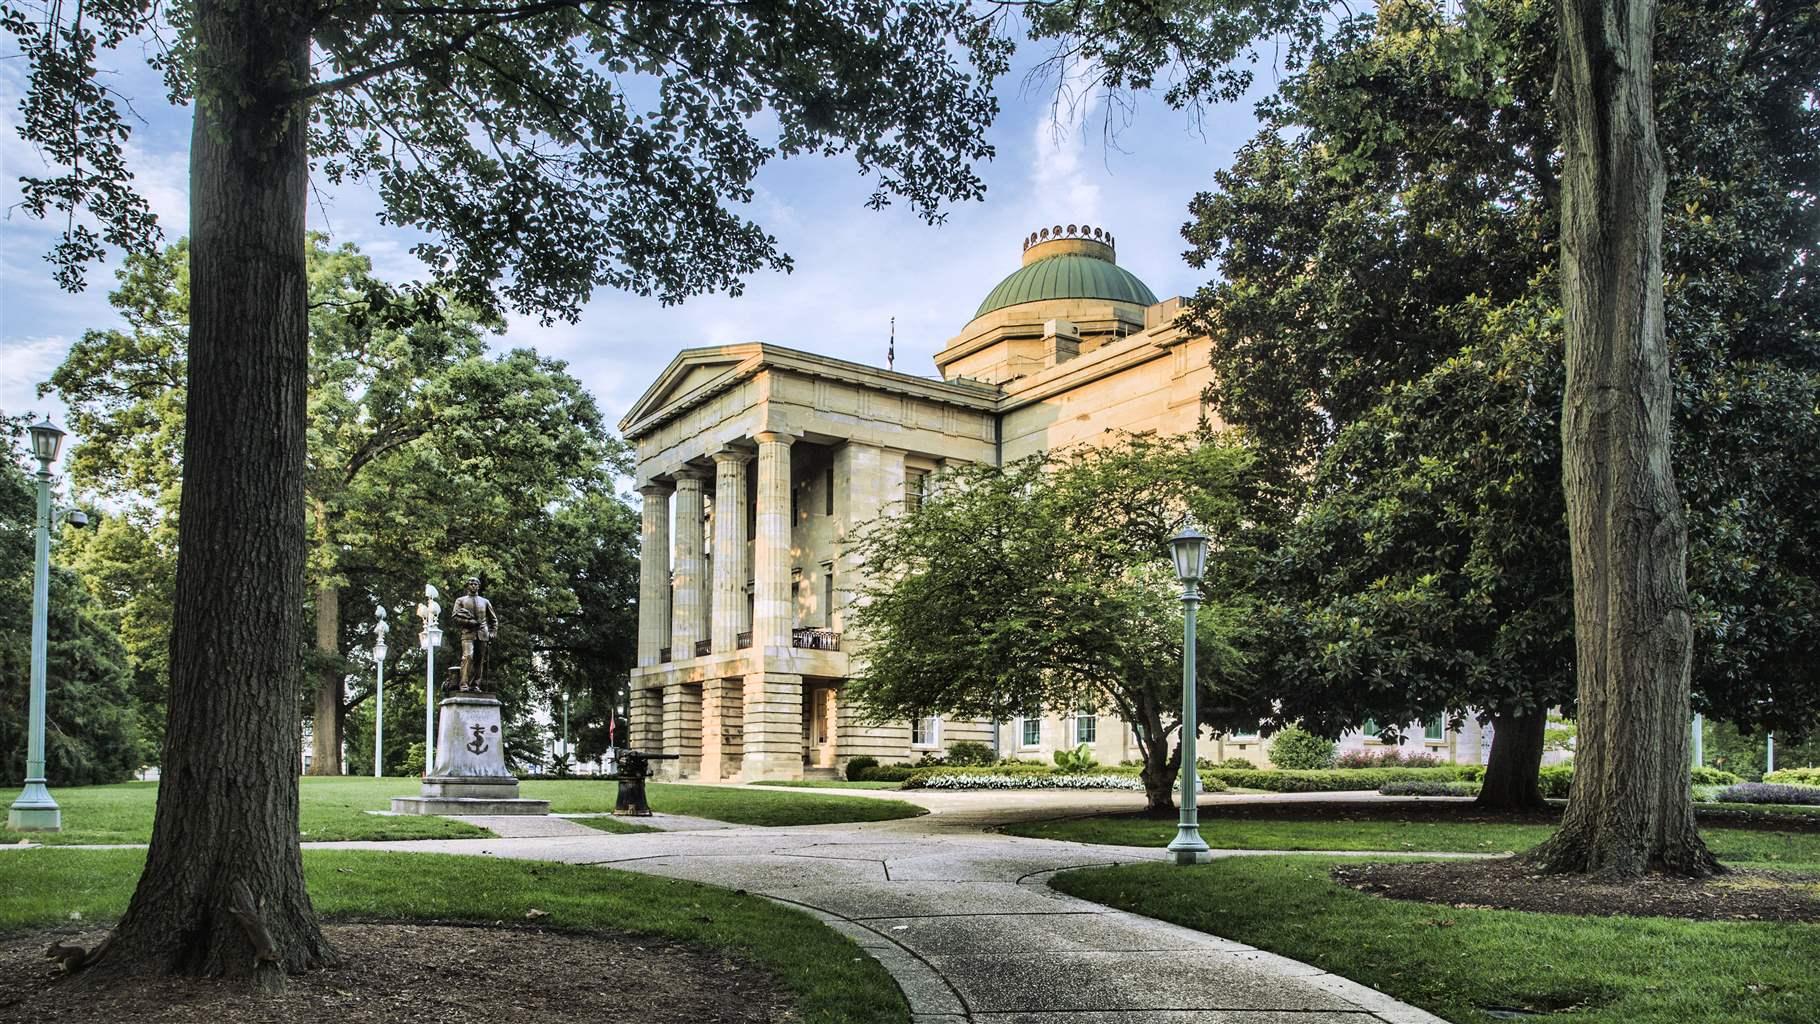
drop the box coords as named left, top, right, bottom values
left=1179, top=0, right=1820, bottom=810
left=847, top=434, right=1270, bottom=813
left=48, top=237, right=639, bottom=774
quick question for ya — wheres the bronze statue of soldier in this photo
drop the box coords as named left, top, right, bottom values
left=452, top=576, right=499, bottom=691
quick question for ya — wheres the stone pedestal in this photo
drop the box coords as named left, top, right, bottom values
left=391, top=693, right=550, bottom=816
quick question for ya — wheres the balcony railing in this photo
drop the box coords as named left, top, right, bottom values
left=694, top=639, right=712, bottom=657
left=658, top=646, right=672, bottom=663
left=737, top=631, right=752, bottom=649
left=792, top=628, right=841, bottom=651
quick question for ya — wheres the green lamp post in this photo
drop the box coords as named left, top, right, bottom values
left=1166, top=521, right=1212, bottom=865
left=9, top=416, right=68, bottom=831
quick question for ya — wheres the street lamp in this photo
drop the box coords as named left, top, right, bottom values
left=9, top=417, right=68, bottom=831
left=372, top=606, right=390, bottom=777
left=1166, top=521, right=1212, bottom=865
left=416, top=584, right=443, bottom=777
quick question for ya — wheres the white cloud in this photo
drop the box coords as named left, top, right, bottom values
left=0, top=336, right=74, bottom=422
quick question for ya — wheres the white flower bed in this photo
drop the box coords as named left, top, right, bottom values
left=911, top=772, right=1145, bottom=791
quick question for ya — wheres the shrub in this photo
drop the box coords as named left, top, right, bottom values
left=1334, top=747, right=1446, bottom=769
left=1195, top=772, right=1231, bottom=792
left=402, top=742, right=426, bottom=777
left=945, top=741, right=995, bottom=766
left=1713, top=782, right=1820, bottom=806
left=1531, top=762, right=1734, bottom=799
left=1201, top=766, right=1467, bottom=793
left=1457, top=764, right=1486, bottom=783
left=1689, top=765, right=1743, bottom=787
left=1053, top=743, right=1100, bottom=772
left=1379, top=780, right=1480, bottom=797
left=1268, top=726, right=1336, bottom=770
left=844, top=755, right=878, bottom=781
left=1538, top=763, right=1575, bottom=799
left=857, top=762, right=919, bottom=782
left=1208, top=757, right=1254, bottom=769
left=1765, top=767, right=1820, bottom=787
left=910, top=771, right=1143, bottom=791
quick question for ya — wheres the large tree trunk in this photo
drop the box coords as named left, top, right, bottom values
left=86, top=0, right=334, bottom=986
left=1530, top=0, right=1717, bottom=878
left=307, top=585, right=343, bottom=775
left=1475, top=708, right=1548, bottom=810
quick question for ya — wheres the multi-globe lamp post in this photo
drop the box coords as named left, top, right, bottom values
left=9, top=417, right=83, bottom=832
left=372, top=605, right=390, bottom=777
left=1165, top=521, right=1213, bottom=866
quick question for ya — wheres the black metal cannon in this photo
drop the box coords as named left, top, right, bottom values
left=610, top=748, right=680, bottom=816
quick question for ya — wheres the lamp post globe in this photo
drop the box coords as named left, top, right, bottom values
left=1165, top=520, right=1213, bottom=865
left=9, top=417, right=69, bottom=831
left=27, top=416, right=65, bottom=466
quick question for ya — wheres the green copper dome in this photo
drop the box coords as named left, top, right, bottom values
left=973, top=253, right=1158, bottom=319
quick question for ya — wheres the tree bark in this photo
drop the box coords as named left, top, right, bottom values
left=1529, top=0, right=1717, bottom=877
left=85, top=0, right=334, bottom=985
left=1475, top=709, right=1548, bottom=810
left=307, top=585, right=343, bottom=775
left=1134, top=708, right=1178, bottom=816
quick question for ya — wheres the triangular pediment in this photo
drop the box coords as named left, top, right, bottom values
left=618, top=344, right=763, bottom=433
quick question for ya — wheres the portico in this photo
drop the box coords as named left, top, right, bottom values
left=622, top=344, right=1001, bottom=780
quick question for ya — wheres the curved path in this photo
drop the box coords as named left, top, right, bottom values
left=317, top=788, right=1452, bottom=1024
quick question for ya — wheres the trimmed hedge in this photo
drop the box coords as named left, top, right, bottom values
left=1378, top=780, right=1481, bottom=797
left=900, top=764, right=1231, bottom=792
left=1201, top=766, right=1468, bottom=793
left=1765, top=767, right=1820, bottom=787
left=1535, top=762, right=1740, bottom=798
left=1713, top=782, right=1820, bottom=806
left=1690, top=765, right=1744, bottom=787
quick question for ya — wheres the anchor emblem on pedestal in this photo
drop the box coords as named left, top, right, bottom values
left=466, top=723, right=489, bottom=755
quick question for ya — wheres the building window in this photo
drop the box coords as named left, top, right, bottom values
left=1361, top=719, right=1380, bottom=740
left=1425, top=718, right=1445, bottom=742
left=1020, top=716, right=1041, bottom=747
left=905, top=469, right=928, bottom=512
left=1073, top=710, right=1097, bottom=745
left=911, top=715, right=941, bottom=748
left=1228, top=721, right=1260, bottom=740
left=822, top=570, right=835, bottom=627
left=824, top=464, right=835, bottom=516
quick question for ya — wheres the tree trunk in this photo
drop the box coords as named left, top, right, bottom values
left=1475, top=709, right=1548, bottom=810
left=1134, top=713, right=1177, bottom=816
left=85, top=0, right=334, bottom=986
left=1529, top=0, right=1717, bottom=878
left=307, top=585, right=343, bottom=775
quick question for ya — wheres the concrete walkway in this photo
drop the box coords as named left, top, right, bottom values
left=315, top=788, right=1453, bottom=1023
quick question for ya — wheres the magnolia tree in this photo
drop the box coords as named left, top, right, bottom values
left=846, top=435, right=1267, bottom=814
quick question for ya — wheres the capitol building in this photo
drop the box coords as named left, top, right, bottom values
left=620, top=225, right=1484, bottom=780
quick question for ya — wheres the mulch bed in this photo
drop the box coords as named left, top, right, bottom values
left=0, top=923, right=794, bottom=1024
left=1333, top=857, right=1820, bottom=922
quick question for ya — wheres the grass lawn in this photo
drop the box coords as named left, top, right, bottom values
left=518, top=779, right=926, bottom=826
left=1051, top=855, right=1820, bottom=1024
left=750, top=779, right=906, bottom=791
left=0, top=779, right=491, bottom=846
left=1004, top=801, right=1820, bottom=864
left=0, top=848, right=905, bottom=1024
left=1, top=777, right=924, bottom=846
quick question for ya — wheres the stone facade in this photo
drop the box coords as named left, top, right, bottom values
left=621, top=227, right=1477, bottom=780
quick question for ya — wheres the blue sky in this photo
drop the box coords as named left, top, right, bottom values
left=1, top=41, right=1273, bottom=437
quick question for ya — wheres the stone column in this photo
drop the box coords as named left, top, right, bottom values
left=752, top=433, right=795, bottom=653
left=636, top=483, right=672, bottom=667
left=743, top=431, right=802, bottom=779
left=670, top=469, right=708, bottom=658
left=710, top=449, right=749, bottom=654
